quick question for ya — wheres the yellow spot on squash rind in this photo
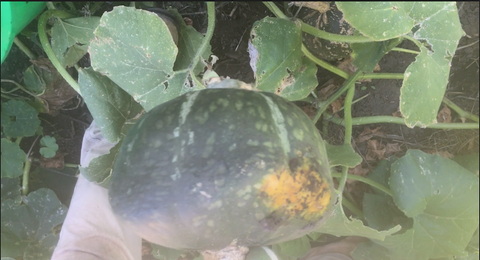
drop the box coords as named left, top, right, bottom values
left=259, top=158, right=331, bottom=220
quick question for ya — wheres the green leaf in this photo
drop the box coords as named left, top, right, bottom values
left=399, top=46, right=448, bottom=127
left=1, top=139, right=26, bottom=178
left=39, top=136, right=58, bottom=159
left=23, top=65, right=46, bottom=95
left=250, top=17, right=318, bottom=100
left=78, top=67, right=144, bottom=143
left=169, top=9, right=211, bottom=75
left=51, top=16, right=100, bottom=67
left=387, top=150, right=479, bottom=259
left=339, top=2, right=464, bottom=127
left=1, top=188, right=67, bottom=260
left=90, top=6, right=179, bottom=111
left=315, top=202, right=401, bottom=240
left=1, top=100, right=40, bottom=138
left=452, top=153, right=479, bottom=175
left=79, top=142, right=120, bottom=188
left=62, top=44, right=89, bottom=68
left=362, top=193, right=411, bottom=232
left=337, top=2, right=414, bottom=40
left=350, top=38, right=403, bottom=72
left=150, top=244, right=184, bottom=260
left=325, top=143, right=362, bottom=167
left=274, top=236, right=311, bottom=258
left=351, top=240, right=391, bottom=260
left=1, top=177, right=21, bottom=203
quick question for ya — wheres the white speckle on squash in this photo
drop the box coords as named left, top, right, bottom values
left=237, top=201, right=246, bottom=207
left=188, top=131, right=195, bottom=145
left=247, top=140, right=259, bottom=146
left=228, top=143, right=237, bottom=151
left=207, top=220, right=215, bottom=227
left=199, top=191, right=212, bottom=199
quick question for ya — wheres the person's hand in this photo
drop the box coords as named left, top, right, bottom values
left=51, top=121, right=142, bottom=260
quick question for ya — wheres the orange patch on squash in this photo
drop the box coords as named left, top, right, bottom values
left=259, top=158, right=331, bottom=220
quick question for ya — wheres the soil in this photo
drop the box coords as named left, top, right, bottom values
left=1, top=2, right=478, bottom=259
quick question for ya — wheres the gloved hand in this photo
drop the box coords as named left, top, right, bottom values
left=51, top=121, right=142, bottom=260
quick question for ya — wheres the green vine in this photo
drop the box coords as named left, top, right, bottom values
left=37, top=9, right=79, bottom=94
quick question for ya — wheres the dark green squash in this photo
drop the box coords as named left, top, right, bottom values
left=109, top=88, right=335, bottom=250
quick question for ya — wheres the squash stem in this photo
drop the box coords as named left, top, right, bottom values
left=331, top=172, right=393, bottom=197
left=38, top=9, right=79, bottom=93
left=342, top=197, right=364, bottom=219
left=13, top=37, right=36, bottom=60
left=443, top=97, right=480, bottom=123
left=391, top=47, right=420, bottom=55
left=189, top=2, right=216, bottom=88
left=324, top=113, right=479, bottom=129
left=301, top=44, right=349, bottom=79
left=313, top=70, right=363, bottom=124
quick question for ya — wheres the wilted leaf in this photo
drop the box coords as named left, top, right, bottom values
left=1, top=100, right=41, bottom=138
left=1, top=139, right=26, bottom=178
left=437, top=105, right=452, bottom=123
left=250, top=17, right=318, bottom=100
left=356, top=126, right=386, bottom=143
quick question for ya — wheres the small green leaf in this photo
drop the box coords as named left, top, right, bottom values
left=1, top=188, right=67, bottom=260
left=79, top=142, right=120, bottom=188
left=23, top=66, right=46, bottom=95
left=350, top=38, right=403, bottom=72
left=1, top=100, right=41, bottom=138
left=78, top=67, right=144, bottom=143
left=62, top=44, right=89, bottom=68
left=39, top=136, right=58, bottom=159
left=1, top=139, right=26, bottom=178
left=169, top=9, right=211, bottom=75
left=388, top=150, right=479, bottom=258
left=250, top=17, right=318, bottom=100
left=90, top=6, right=178, bottom=111
left=274, top=236, right=311, bottom=258
left=325, top=143, right=362, bottom=167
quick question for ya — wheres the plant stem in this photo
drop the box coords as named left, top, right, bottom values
left=343, top=84, right=356, bottom=144
left=1, top=79, right=41, bottom=97
left=342, top=197, right=364, bottom=219
left=403, top=35, right=423, bottom=49
left=443, top=97, right=479, bottom=123
left=331, top=172, right=393, bottom=196
left=38, top=9, right=80, bottom=94
left=301, top=44, right=350, bottom=79
left=360, top=73, right=404, bottom=80
left=22, top=159, right=32, bottom=195
left=325, top=113, right=479, bottom=129
left=189, top=2, right=216, bottom=88
left=313, top=70, right=363, bottom=124
left=16, top=137, right=23, bottom=145
left=391, top=47, right=420, bottom=55
left=301, top=22, right=373, bottom=43
left=264, top=2, right=373, bottom=43
left=14, top=37, right=36, bottom=60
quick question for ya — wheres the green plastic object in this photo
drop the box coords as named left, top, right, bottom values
left=1, top=1, right=46, bottom=64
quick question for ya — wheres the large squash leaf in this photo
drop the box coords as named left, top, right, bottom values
left=249, top=17, right=318, bottom=100
left=1, top=188, right=67, bottom=260
left=1, top=100, right=40, bottom=138
left=89, top=6, right=180, bottom=111
left=337, top=2, right=464, bottom=127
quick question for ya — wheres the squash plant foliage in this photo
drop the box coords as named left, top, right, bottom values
left=1, top=2, right=479, bottom=260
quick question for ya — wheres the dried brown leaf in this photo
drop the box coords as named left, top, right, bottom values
left=385, top=142, right=401, bottom=156
left=437, top=105, right=451, bottom=123
left=392, top=110, right=403, bottom=118
left=366, top=139, right=386, bottom=161
left=39, top=152, right=65, bottom=169
left=356, top=126, right=386, bottom=143
left=292, top=2, right=330, bottom=13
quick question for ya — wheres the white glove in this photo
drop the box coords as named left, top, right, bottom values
left=51, top=121, right=142, bottom=260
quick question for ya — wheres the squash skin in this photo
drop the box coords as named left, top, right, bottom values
left=109, top=88, right=335, bottom=250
